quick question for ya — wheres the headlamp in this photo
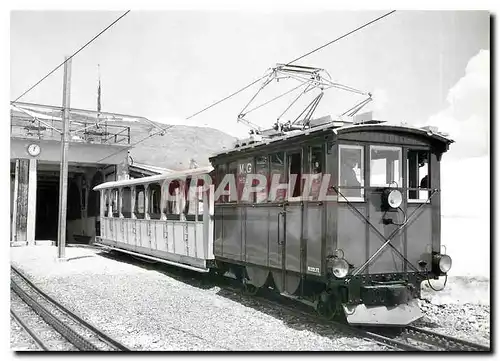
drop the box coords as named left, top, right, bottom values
left=433, top=253, right=452, bottom=273
left=330, top=257, right=349, bottom=278
left=438, top=254, right=452, bottom=273
left=386, top=189, right=402, bottom=208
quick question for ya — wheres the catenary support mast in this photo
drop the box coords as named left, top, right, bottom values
left=57, top=56, right=72, bottom=259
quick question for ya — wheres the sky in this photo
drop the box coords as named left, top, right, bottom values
left=10, top=10, right=490, bottom=157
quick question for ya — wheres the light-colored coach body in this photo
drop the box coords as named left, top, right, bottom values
left=93, top=166, right=215, bottom=272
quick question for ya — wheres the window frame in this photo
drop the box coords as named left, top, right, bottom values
left=236, top=157, right=254, bottom=204
left=369, top=145, right=403, bottom=188
left=308, top=144, right=324, bottom=201
left=287, top=150, right=302, bottom=202
left=254, top=154, right=269, bottom=204
left=338, top=144, right=365, bottom=202
left=406, top=148, right=432, bottom=204
left=269, top=151, right=286, bottom=203
left=227, top=161, right=239, bottom=203
left=137, top=189, right=145, bottom=214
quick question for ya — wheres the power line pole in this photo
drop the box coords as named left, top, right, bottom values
left=57, top=56, right=72, bottom=259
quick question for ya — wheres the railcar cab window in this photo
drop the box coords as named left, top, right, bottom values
left=288, top=152, right=302, bottom=200
left=338, top=145, right=364, bottom=201
left=310, top=146, right=323, bottom=199
left=369, top=146, right=402, bottom=187
left=407, top=149, right=430, bottom=202
left=228, top=161, right=238, bottom=203
left=270, top=152, right=285, bottom=202
left=255, top=155, right=268, bottom=203
left=237, top=158, right=253, bottom=203
left=215, top=164, right=228, bottom=203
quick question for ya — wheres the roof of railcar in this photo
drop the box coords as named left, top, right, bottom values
left=209, top=122, right=453, bottom=159
left=93, top=165, right=214, bottom=191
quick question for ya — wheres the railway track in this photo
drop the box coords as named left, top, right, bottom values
left=400, top=325, right=490, bottom=351
left=40, top=247, right=490, bottom=352
left=10, top=306, right=51, bottom=351
left=242, top=285, right=490, bottom=352
left=100, top=249, right=491, bottom=352
left=232, top=285, right=426, bottom=351
left=10, top=265, right=130, bottom=352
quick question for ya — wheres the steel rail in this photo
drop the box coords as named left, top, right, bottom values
left=10, top=308, right=49, bottom=351
left=11, top=280, right=99, bottom=351
left=11, top=266, right=130, bottom=351
left=215, top=277, right=423, bottom=351
left=57, top=248, right=487, bottom=352
left=404, top=326, right=490, bottom=352
left=257, top=294, right=424, bottom=351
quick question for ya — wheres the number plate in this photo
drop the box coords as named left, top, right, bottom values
left=307, top=266, right=320, bottom=274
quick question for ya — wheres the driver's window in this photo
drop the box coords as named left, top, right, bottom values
left=407, top=149, right=430, bottom=201
left=338, top=144, right=364, bottom=201
left=369, top=146, right=402, bottom=187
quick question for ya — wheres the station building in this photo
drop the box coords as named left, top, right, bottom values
left=9, top=103, right=148, bottom=246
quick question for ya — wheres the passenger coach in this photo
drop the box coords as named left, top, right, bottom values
left=93, top=166, right=215, bottom=272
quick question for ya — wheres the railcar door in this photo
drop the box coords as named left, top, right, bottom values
left=366, top=145, right=405, bottom=273
left=271, top=150, right=303, bottom=295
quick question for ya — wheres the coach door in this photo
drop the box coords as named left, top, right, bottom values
left=271, top=149, right=303, bottom=295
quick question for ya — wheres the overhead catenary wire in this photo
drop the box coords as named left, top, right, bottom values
left=286, top=10, right=396, bottom=65
left=93, top=74, right=270, bottom=165
left=186, top=11, right=396, bottom=123
left=94, top=11, right=397, bottom=165
left=12, top=10, right=131, bottom=103
left=24, top=11, right=397, bottom=167
left=95, top=124, right=175, bottom=165
left=171, top=13, right=398, bottom=122
left=185, top=75, right=268, bottom=120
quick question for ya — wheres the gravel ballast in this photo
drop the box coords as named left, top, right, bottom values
left=10, top=317, right=40, bottom=351
left=10, top=245, right=387, bottom=351
left=10, top=245, right=490, bottom=351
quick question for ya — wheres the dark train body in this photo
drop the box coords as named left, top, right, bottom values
left=95, top=121, right=453, bottom=326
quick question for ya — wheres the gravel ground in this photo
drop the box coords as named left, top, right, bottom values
left=10, top=245, right=389, bottom=351
left=10, top=245, right=490, bottom=351
left=415, top=276, right=491, bottom=347
left=10, top=317, right=40, bottom=351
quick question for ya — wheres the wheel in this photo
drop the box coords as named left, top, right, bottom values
left=242, top=282, right=259, bottom=296
left=271, top=270, right=301, bottom=295
left=245, top=266, right=269, bottom=288
left=208, top=268, right=224, bottom=281
left=316, top=299, right=337, bottom=320
left=315, top=292, right=338, bottom=320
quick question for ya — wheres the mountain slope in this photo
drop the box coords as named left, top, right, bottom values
left=124, top=120, right=236, bottom=170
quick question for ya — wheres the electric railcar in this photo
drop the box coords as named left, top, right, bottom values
left=94, top=120, right=453, bottom=326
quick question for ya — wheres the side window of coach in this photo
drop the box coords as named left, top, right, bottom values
left=338, top=145, right=364, bottom=200
left=407, top=149, right=430, bottom=201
